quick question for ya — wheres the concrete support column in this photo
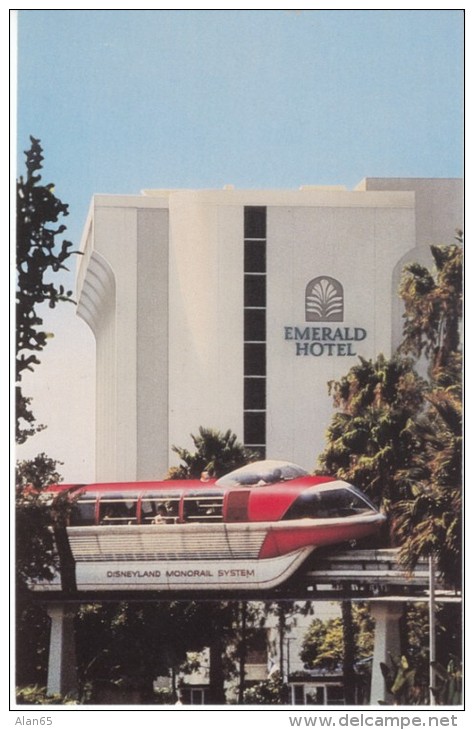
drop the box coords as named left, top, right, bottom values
left=46, top=604, right=79, bottom=699
left=369, top=601, right=403, bottom=705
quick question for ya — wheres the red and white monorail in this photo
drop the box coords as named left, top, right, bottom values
left=38, top=460, right=385, bottom=592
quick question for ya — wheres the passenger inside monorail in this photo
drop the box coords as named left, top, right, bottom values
left=141, top=493, right=180, bottom=524
left=151, top=504, right=169, bottom=524
left=64, top=460, right=380, bottom=529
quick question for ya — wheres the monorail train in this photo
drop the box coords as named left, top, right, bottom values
left=38, top=460, right=385, bottom=593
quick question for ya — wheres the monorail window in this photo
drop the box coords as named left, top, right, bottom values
left=182, top=492, right=224, bottom=522
left=140, top=492, right=181, bottom=524
left=70, top=493, right=97, bottom=526
left=283, top=488, right=374, bottom=520
left=98, top=493, right=138, bottom=525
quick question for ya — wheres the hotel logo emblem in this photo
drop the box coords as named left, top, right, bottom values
left=305, top=276, right=344, bottom=322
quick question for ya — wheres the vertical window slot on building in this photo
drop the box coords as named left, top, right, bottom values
left=244, top=207, right=267, bottom=457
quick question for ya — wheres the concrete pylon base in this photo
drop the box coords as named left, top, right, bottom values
left=46, top=604, right=79, bottom=699
left=369, top=601, right=403, bottom=705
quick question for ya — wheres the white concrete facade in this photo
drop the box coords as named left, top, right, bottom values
left=76, top=179, right=462, bottom=482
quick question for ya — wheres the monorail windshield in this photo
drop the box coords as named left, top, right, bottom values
left=216, top=460, right=308, bottom=487
left=282, top=486, right=377, bottom=520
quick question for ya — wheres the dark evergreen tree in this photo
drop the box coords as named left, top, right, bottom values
left=15, top=454, right=64, bottom=687
left=16, top=136, right=78, bottom=443
left=15, top=137, right=79, bottom=690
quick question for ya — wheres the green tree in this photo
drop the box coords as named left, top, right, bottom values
left=398, top=239, right=463, bottom=377
left=229, top=601, right=267, bottom=705
left=300, top=603, right=374, bottom=672
left=317, top=354, right=425, bottom=511
left=75, top=601, right=215, bottom=703
left=391, top=385, right=462, bottom=589
left=16, top=453, right=63, bottom=591
left=377, top=603, right=431, bottom=705
left=15, top=454, right=65, bottom=688
left=392, top=241, right=463, bottom=590
left=318, top=240, right=462, bottom=588
left=242, top=673, right=286, bottom=704
left=400, top=602, right=461, bottom=700
left=16, top=136, right=78, bottom=443
left=316, top=240, right=462, bottom=705
left=168, top=426, right=257, bottom=479
left=16, top=137, right=79, bottom=692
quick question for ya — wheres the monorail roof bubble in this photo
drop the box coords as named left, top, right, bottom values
left=216, top=460, right=308, bottom=488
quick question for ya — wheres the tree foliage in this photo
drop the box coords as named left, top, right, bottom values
left=75, top=601, right=214, bottom=703
left=16, top=452, right=64, bottom=493
left=242, top=673, right=286, bottom=704
left=16, top=453, right=64, bottom=591
left=395, top=602, right=463, bottom=707
left=391, top=243, right=463, bottom=588
left=377, top=601, right=459, bottom=708
left=377, top=603, right=431, bottom=705
left=74, top=599, right=272, bottom=704
left=16, top=136, right=78, bottom=443
left=398, top=239, right=463, bottom=377
left=318, top=240, right=462, bottom=589
left=15, top=137, right=80, bottom=691
left=391, top=383, right=462, bottom=588
left=380, top=654, right=427, bottom=705
left=16, top=684, right=77, bottom=705
left=168, top=426, right=257, bottom=479
left=300, top=603, right=374, bottom=672
left=15, top=453, right=68, bottom=689
left=318, top=355, right=425, bottom=510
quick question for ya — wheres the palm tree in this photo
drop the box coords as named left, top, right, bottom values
left=392, top=239, right=462, bottom=590
left=319, top=240, right=462, bottom=584
left=391, top=386, right=462, bottom=590
left=317, top=239, right=463, bottom=698
left=318, top=354, right=425, bottom=510
left=398, top=239, right=462, bottom=377
left=168, top=426, right=257, bottom=479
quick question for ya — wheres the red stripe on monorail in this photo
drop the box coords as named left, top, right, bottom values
left=258, top=518, right=384, bottom=559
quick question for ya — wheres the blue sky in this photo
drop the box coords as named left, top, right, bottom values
left=14, top=9, right=464, bottom=482
left=17, top=9, right=464, bottom=246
